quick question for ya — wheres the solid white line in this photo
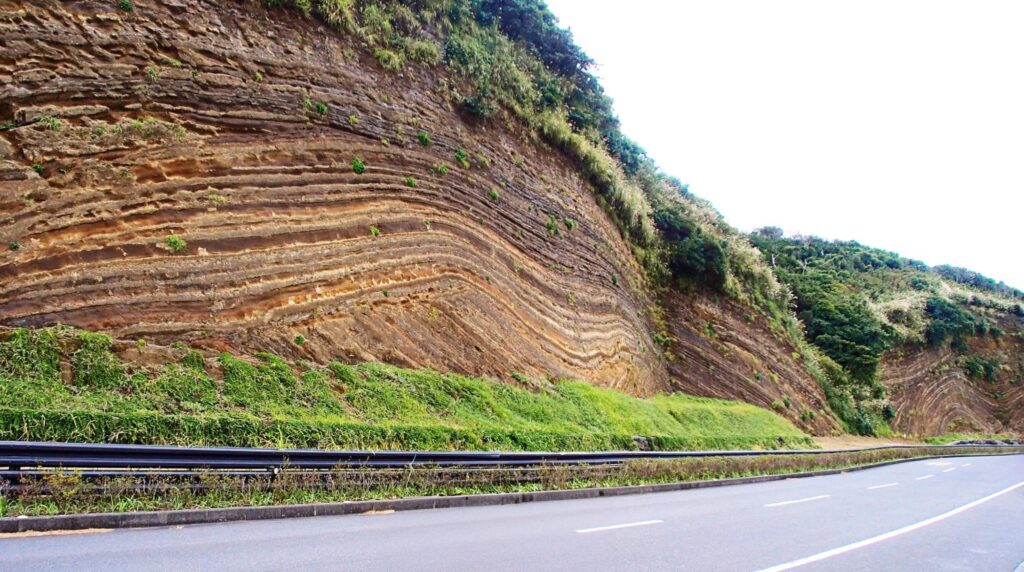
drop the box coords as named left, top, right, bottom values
left=756, top=480, right=1024, bottom=572
left=915, top=474, right=934, bottom=480
left=576, top=520, right=663, bottom=534
left=868, top=483, right=899, bottom=490
left=943, top=468, right=956, bottom=473
left=764, top=495, right=830, bottom=508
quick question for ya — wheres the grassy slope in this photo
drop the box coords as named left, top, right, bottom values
left=0, top=327, right=811, bottom=451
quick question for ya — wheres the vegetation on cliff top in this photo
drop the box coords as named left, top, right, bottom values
left=0, top=327, right=812, bottom=451
left=751, top=231, right=1021, bottom=434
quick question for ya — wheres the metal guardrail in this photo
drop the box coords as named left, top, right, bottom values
left=1, top=440, right=1019, bottom=471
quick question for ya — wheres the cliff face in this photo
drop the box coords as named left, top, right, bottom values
left=882, top=313, right=1024, bottom=436
left=5, top=0, right=982, bottom=438
left=662, top=292, right=839, bottom=434
left=0, top=0, right=672, bottom=393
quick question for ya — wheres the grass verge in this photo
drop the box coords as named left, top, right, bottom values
left=2, top=447, right=1018, bottom=518
left=0, top=327, right=811, bottom=451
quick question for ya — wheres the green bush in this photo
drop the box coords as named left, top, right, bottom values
left=352, top=156, right=366, bottom=174
left=417, top=130, right=431, bottom=146
left=165, top=235, right=187, bottom=254
left=454, top=148, right=470, bottom=168
left=408, top=40, right=441, bottom=65
left=925, top=297, right=975, bottom=347
left=373, top=48, right=403, bottom=71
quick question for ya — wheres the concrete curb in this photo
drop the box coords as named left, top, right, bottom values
left=2, top=452, right=1018, bottom=533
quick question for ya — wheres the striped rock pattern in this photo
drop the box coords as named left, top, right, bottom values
left=882, top=313, right=1024, bottom=436
left=0, top=0, right=666, bottom=392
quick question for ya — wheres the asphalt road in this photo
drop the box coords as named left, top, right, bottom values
left=2, top=455, right=1022, bottom=571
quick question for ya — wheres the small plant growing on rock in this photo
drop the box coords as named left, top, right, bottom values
left=432, top=163, right=448, bottom=176
left=563, top=217, right=577, bottom=231
left=369, top=226, right=380, bottom=237
left=145, top=65, right=161, bottom=82
left=404, top=177, right=418, bottom=187
left=294, top=335, right=306, bottom=346
left=487, top=188, right=500, bottom=202
left=348, top=114, right=358, bottom=126
left=352, top=156, right=365, bottom=174
left=408, top=40, right=442, bottom=65
left=417, top=130, right=432, bottom=146
left=31, top=164, right=44, bottom=175
left=9, top=241, right=20, bottom=251
left=382, top=289, right=389, bottom=297
left=117, top=0, right=133, bottom=12
left=545, top=214, right=560, bottom=236
left=253, top=71, right=264, bottom=82
left=315, top=101, right=328, bottom=116
left=301, top=98, right=314, bottom=112
left=454, top=148, right=470, bottom=168
left=373, top=48, right=403, bottom=72
left=165, top=235, right=187, bottom=254
left=422, top=220, right=431, bottom=230
left=37, top=115, right=62, bottom=131
left=206, top=193, right=227, bottom=206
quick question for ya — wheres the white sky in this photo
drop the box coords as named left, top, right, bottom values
left=544, top=0, right=1024, bottom=290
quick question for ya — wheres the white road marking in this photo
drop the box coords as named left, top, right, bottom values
left=757, top=480, right=1024, bottom=571
left=868, top=482, right=899, bottom=490
left=943, top=468, right=956, bottom=473
left=915, top=474, right=934, bottom=480
left=962, top=463, right=972, bottom=467
left=764, top=495, right=830, bottom=508
left=576, top=520, right=663, bottom=534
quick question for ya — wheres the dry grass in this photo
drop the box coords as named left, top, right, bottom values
left=2, top=447, right=1018, bottom=518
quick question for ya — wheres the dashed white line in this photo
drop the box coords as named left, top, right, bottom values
left=915, top=474, right=934, bottom=481
left=868, top=482, right=899, bottom=490
left=757, top=481, right=1024, bottom=571
left=576, top=520, right=663, bottom=534
left=943, top=468, right=956, bottom=473
left=961, top=463, right=972, bottom=467
left=764, top=495, right=831, bottom=508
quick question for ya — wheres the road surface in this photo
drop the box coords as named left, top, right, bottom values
left=2, top=454, right=1022, bottom=571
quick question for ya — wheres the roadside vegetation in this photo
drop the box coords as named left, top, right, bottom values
left=2, top=446, right=1017, bottom=518
left=0, top=326, right=812, bottom=452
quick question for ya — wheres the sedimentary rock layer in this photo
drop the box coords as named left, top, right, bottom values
left=882, top=313, right=1024, bottom=436
left=0, top=0, right=666, bottom=391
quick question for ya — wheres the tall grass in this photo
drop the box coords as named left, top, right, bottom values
left=0, top=327, right=811, bottom=451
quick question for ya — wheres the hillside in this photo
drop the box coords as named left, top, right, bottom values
left=0, top=0, right=1018, bottom=443
left=751, top=232, right=1024, bottom=436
